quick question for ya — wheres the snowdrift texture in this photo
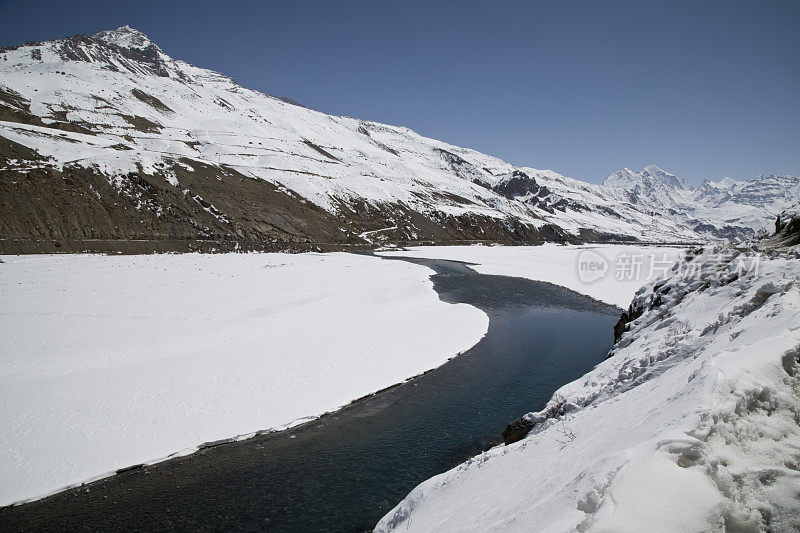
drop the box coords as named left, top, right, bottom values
left=377, top=247, right=800, bottom=532
left=1, top=27, right=798, bottom=252
left=0, top=253, right=488, bottom=506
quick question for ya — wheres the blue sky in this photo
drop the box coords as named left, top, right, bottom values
left=0, top=0, right=798, bottom=184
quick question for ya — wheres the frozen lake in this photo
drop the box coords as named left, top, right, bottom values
left=0, top=257, right=619, bottom=531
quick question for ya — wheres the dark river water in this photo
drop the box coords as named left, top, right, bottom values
left=0, top=258, right=619, bottom=532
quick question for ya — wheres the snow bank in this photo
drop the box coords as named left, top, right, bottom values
left=380, top=244, right=686, bottom=308
left=377, top=247, right=800, bottom=532
left=0, top=253, right=488, bottom=506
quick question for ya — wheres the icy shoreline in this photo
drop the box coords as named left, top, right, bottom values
left=376, top=247, right=800, bottom=532
left=380, top=244, right=686, bottom=308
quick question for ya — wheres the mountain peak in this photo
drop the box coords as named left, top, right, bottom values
left=643, top=163, right=666, bottom=173
left=605, top=164, right=691, bottom=191
left=92, top=26, right=157, bottom=51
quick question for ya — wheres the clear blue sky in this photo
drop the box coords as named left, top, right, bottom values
left=1, top=0, right=798, bottom=184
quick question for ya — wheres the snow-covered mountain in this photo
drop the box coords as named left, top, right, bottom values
left=0, top=27, right=796, bottom=252
left=477, top=165, right=798, bottom=245
left=605, top=164, right=693, bottom=208
left=602, top=166, right=799, bottom=240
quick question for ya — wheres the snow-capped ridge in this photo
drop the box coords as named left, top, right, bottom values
left=92, top=25, right=158, bottom=52
left=604, top=163, right=691, bottom=191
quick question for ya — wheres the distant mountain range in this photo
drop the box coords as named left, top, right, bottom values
left=1, top=26, right=797, bottom=252
left=521, top=165, right=798, bottom=243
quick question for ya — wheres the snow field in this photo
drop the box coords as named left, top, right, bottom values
left=0, top=252, right=488, bottom=505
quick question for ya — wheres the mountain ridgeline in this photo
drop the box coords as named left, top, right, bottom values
left=1, top=26, right=797, bottom=253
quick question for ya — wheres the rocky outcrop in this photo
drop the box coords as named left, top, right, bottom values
left=769, top=208, right=800, bottom=247
left=501, top=396, right=568, bottom=445
left=491, top=170, right=541, bottom=199
left=501, top=416, right=536, bottom=445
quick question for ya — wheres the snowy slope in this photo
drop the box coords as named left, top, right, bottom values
left=0, top=27, right=555, bottom=249
left=1, top=27, right=796, bottom=249
left=377, top=247, right=800, bottom=532
left=0, top=252, right=488, bottom=506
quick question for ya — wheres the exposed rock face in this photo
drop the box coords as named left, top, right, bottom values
left=490, top=170, right=541, bottom=199
left=501, top=416, right=536, bottom=445
left=613, top=312, right=632, bottom=344
left=501, top=395, right=569, bottom=445
left=764, top=207, right=800, bottom=248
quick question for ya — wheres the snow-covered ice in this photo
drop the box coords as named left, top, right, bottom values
left=376, top=247, right=800, bottom=532
left=380, top=244, right=686, bottom=308
left=0, top=252, right=488, bottom=506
